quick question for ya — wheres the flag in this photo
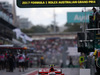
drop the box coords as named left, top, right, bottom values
left=24, top=34, right=33, bottom=42
left=13, top=28, right=33, bottom=43
left=20, top=33, right=26, bottom=43
left=13, top=28, right=22, bottom=39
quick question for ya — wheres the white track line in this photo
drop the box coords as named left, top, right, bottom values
left=21, top=69, right=38, bottom=75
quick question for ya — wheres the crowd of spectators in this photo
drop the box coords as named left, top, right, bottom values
left=0, top=3, right=13, bottom=19
left=31, top=38, right=76, bottom=64
left=0, top=2, right=13, bottom=25
left=32, top=38, right=76, bottom=53
left=0, top=38, right=76, bottom=72
left=0, top=51, right=33, bottom=72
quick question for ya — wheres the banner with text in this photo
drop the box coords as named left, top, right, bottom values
left=67, top=11, right=92, bottom=23
left=17, top=0, right=100, bottom=7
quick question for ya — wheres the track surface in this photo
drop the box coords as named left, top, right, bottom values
left=0, top=68, right=79, bottom=75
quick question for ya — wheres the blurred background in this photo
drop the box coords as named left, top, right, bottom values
left=0, top=0, right=100, bottom=75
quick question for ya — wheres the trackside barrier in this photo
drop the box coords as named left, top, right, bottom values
left=80, top=69, right=90, bottom=75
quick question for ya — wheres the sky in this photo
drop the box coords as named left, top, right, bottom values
left=0, top=0, right=93, bottom=26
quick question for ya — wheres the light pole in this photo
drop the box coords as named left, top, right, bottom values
left=53, top=8, right=56, bottom=33
left=82, top=9, right=85, bottom=32
left=84, top=7, right=87, bottom=47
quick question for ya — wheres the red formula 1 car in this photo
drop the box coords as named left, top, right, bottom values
left=38, top=65, right=64, bottom=75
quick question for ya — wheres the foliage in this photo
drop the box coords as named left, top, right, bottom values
left=47, top=24, right=59, bottom=32
left=21, top=25, right=49, bottom=33
left=64, top=23, right=82, bottom=32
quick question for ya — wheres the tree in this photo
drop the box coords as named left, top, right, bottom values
left=31, top=25, right=49, bottom=33
left=64, top=23, right=82, bottom=32
left=47, top=24, right=59, bottom=32
left=21, top=25, right=49, bottom=33
left=21, top=29, right=34, bottom=33
left=64, top=23, right=74, bottom=27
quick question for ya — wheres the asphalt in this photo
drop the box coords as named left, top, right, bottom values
left=63, top=68, right=79, bottom=75
left=0, top=68, right=37, bottom=75
left=0, top=68, right=79, bottom=75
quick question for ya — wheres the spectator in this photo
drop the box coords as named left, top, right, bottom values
left=92, top=7, right=100, bottom=28
left=18, top=52, right=25, bottom=72
left=0, top=52, right=5, bottom=70
left=68, top=56, right=74, bottom=68
left=79, top=53, right=85, bottom=68
left=29, top=58, right=33, bottom=68
left=8, top=53, right=14, bottom=72
left=40, top=56, right=44, bottom=67
left=25, top=56, right=29, bottom=69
